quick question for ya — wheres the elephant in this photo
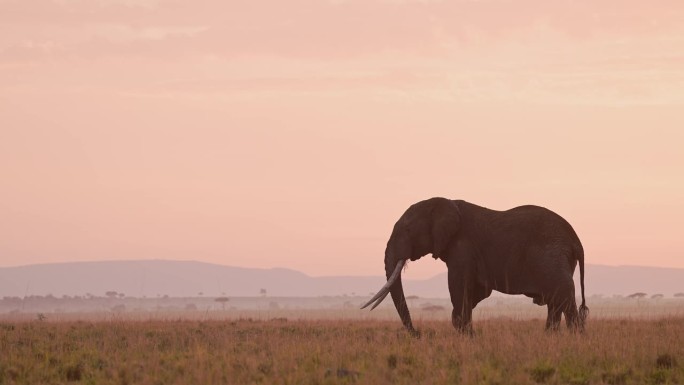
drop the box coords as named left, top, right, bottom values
left=361, top=197, right=588, bottom=336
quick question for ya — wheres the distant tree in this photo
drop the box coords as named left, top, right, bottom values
left=260, top=288, right=267, bottom=297
left=2, top=296, right=21, bottom=305
left=674, top=293, right=684, bottom=298
left=198, top=292, right=204, bottom=297
left=627, top=292, right=647, bottom=299
left=215, top=297, right=230, bottom=310
left=651, top=294, right=664, bottom=299
left=105, top=291, right=118, bottom=299
left=118, top=293, right=125, bottom=299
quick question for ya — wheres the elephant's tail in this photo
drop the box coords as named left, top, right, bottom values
left=577, top=245, right=589, bottom=327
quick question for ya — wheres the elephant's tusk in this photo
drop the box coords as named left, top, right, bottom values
left=360, top=259, right=405, bottom=310
left=369, top=290, right=390, bottom=310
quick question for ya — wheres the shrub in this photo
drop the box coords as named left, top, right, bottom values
left=387, top=354, right=398, bottom=369
left=601, top=368, right=632, bottom=385
left=529, top=362, right=555, bottom=383
left=559, top=363, right=590, bottom=385
left=656, top=353, right=677, bottom=369
left=64, top=363, right=83, bottom=381
left=648, top=369, right=668, bottom=385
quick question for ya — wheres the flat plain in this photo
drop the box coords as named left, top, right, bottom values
left=1, top=299, right=683, bottom=385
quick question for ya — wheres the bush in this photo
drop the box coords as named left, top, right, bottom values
left=601, top=368, right=632, bottom=385
left=387, top=354, right=398, bottom=369
left=647, top=369, right=668, bottom=385
left=656, top=353, right=676, bottom=369
left=64, top=363, right=83, bottom=381
left=529, top=362, right=555, bottom=383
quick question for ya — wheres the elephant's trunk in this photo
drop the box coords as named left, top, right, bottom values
left=384, top=258, right=416, bottom=334
left=360, top=231, right=419, bottom=336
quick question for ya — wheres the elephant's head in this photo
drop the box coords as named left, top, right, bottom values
left=361, top=197, right=461, bottom=333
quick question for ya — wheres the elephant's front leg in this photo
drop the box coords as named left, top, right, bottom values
left=451, top=306, right=473, bottom=334
left=448, top=261, right=475, bottom=334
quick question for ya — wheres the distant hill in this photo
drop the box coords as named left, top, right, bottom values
left=1, top=260, right=683, bottom=298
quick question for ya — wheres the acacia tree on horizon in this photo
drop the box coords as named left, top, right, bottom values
left=215, top=296, right=229, bottom=310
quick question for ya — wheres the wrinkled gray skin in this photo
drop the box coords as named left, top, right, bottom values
left=372, top=197, right=587, bottom=336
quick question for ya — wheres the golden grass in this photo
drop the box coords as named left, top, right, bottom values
left=0, top=316, right=682, bottom=385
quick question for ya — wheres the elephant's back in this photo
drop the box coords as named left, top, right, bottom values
left=506, top=204, right=583, bottom=255
left=507, top=205, right=577, bottom=230
left=458, top=200, right=583, bottom=249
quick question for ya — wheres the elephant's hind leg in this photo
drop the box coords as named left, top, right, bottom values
left=555, top=278, right=582, bottom=332
left=545, top=272, right=578, bottom=332
left=563, top=298, right=583, bottom=332
left=545, top=304, right=562, bottom=331
left=546, top=295, right=582, bottom=332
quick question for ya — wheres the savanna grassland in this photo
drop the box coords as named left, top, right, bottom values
left=0, top=316, right=682, bottom=385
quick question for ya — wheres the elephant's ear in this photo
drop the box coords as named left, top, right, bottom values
left=431, top=200, right=461, bottom=259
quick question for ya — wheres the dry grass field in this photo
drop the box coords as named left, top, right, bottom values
left=1, top=308, right=682, bottom=385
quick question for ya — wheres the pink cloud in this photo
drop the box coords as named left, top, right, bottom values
left=2, top=0, right=682, bottom=60
left=2, top=0, right=684, bottom=274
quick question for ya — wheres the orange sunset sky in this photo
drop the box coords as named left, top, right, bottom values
left=1, top=0, right=683, bottom=279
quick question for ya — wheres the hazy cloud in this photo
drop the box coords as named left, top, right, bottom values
left=2, top=0, right=683, bottom=106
